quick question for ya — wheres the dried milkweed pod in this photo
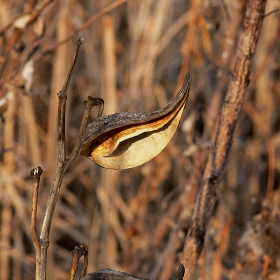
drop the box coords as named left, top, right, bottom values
left=80, top=73, right=191, bottom=169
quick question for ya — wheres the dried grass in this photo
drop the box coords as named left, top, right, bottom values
left=1, top=0, right=280, bottom=279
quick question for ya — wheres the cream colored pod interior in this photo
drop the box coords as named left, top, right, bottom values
left=89, top=104, right=185, bottom=169
left=80, top=73, right=191, bottom=169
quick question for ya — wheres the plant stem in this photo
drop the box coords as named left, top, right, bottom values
left=36, top=38, right=86, bottom=280
left=30, top=166, right=43, bottom=280
left=181, top=0, right=267, bottom=278
left=34, top=38, right=106, bottom=280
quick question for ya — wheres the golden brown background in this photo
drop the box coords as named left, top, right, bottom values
left=1, top=0, right=280, bottom=279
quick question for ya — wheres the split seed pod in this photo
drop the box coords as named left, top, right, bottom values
left=80, top=73, right=191, bottom=169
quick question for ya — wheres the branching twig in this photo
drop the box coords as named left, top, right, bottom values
left=40, top=39, right=84, bottom=248
left=0, top=0, right=54, bottom=36
left=67, top=96, right=104, bottom=166
left=69, top=244, right=88, bottom=280
left=28, top=38, right=104, bottom=280
left=181, top=1, right=267, bottom=279
left=37, top=41, right=84, bottom=280
left=32, top=38, right=107, bottom=280
left=35, top=0, right=128, bottom=60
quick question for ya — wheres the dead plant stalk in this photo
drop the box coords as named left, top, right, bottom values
left=30, top=39, right=102, bottom=280
left=181, top=0, right=267, bottom=279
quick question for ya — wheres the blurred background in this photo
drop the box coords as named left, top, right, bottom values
left=1, top=0, right=280, bottom=279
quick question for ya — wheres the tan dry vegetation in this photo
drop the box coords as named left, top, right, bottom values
left=1, top=0, right=280, bottom=279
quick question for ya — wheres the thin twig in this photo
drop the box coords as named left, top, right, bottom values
left=37, top=38, right=89, bottom=280
left=261, top=8, right=279, bottom=17
left=181, top=1, right=267, bottom=279
left=30, top=166, right=43, bottom=251
left=57, top=38, right=84, bottom=162
left=69, top=244, right=88, bottom=280
left=67, top=96, right=104, bottom=167
left=30, top=166, right=43, bottom=280
left=80, top=244, right=88, bottom=279
left=35, top=0, right=128, bottom=60
left=0, top=0, right=54, bottom=97
left=37, top=39, right=103, bottom=280
left=0, top=0, right=54, bottom=35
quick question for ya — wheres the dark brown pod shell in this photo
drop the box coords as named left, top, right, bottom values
left=80, top=73, right=191, bottom=169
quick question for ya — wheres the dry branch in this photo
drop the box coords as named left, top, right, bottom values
left=36, top=0, right=128, bottom=60
left=30, top=39, right=98, bottom=280
left=181, top=0, right=267, bottom=279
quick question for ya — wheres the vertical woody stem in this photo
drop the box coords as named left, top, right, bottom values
left=34, top=39, right=105, bottom=280
left=181, top=1, right=267, bottom=279
left=36, top=38, right=85, bottom=280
